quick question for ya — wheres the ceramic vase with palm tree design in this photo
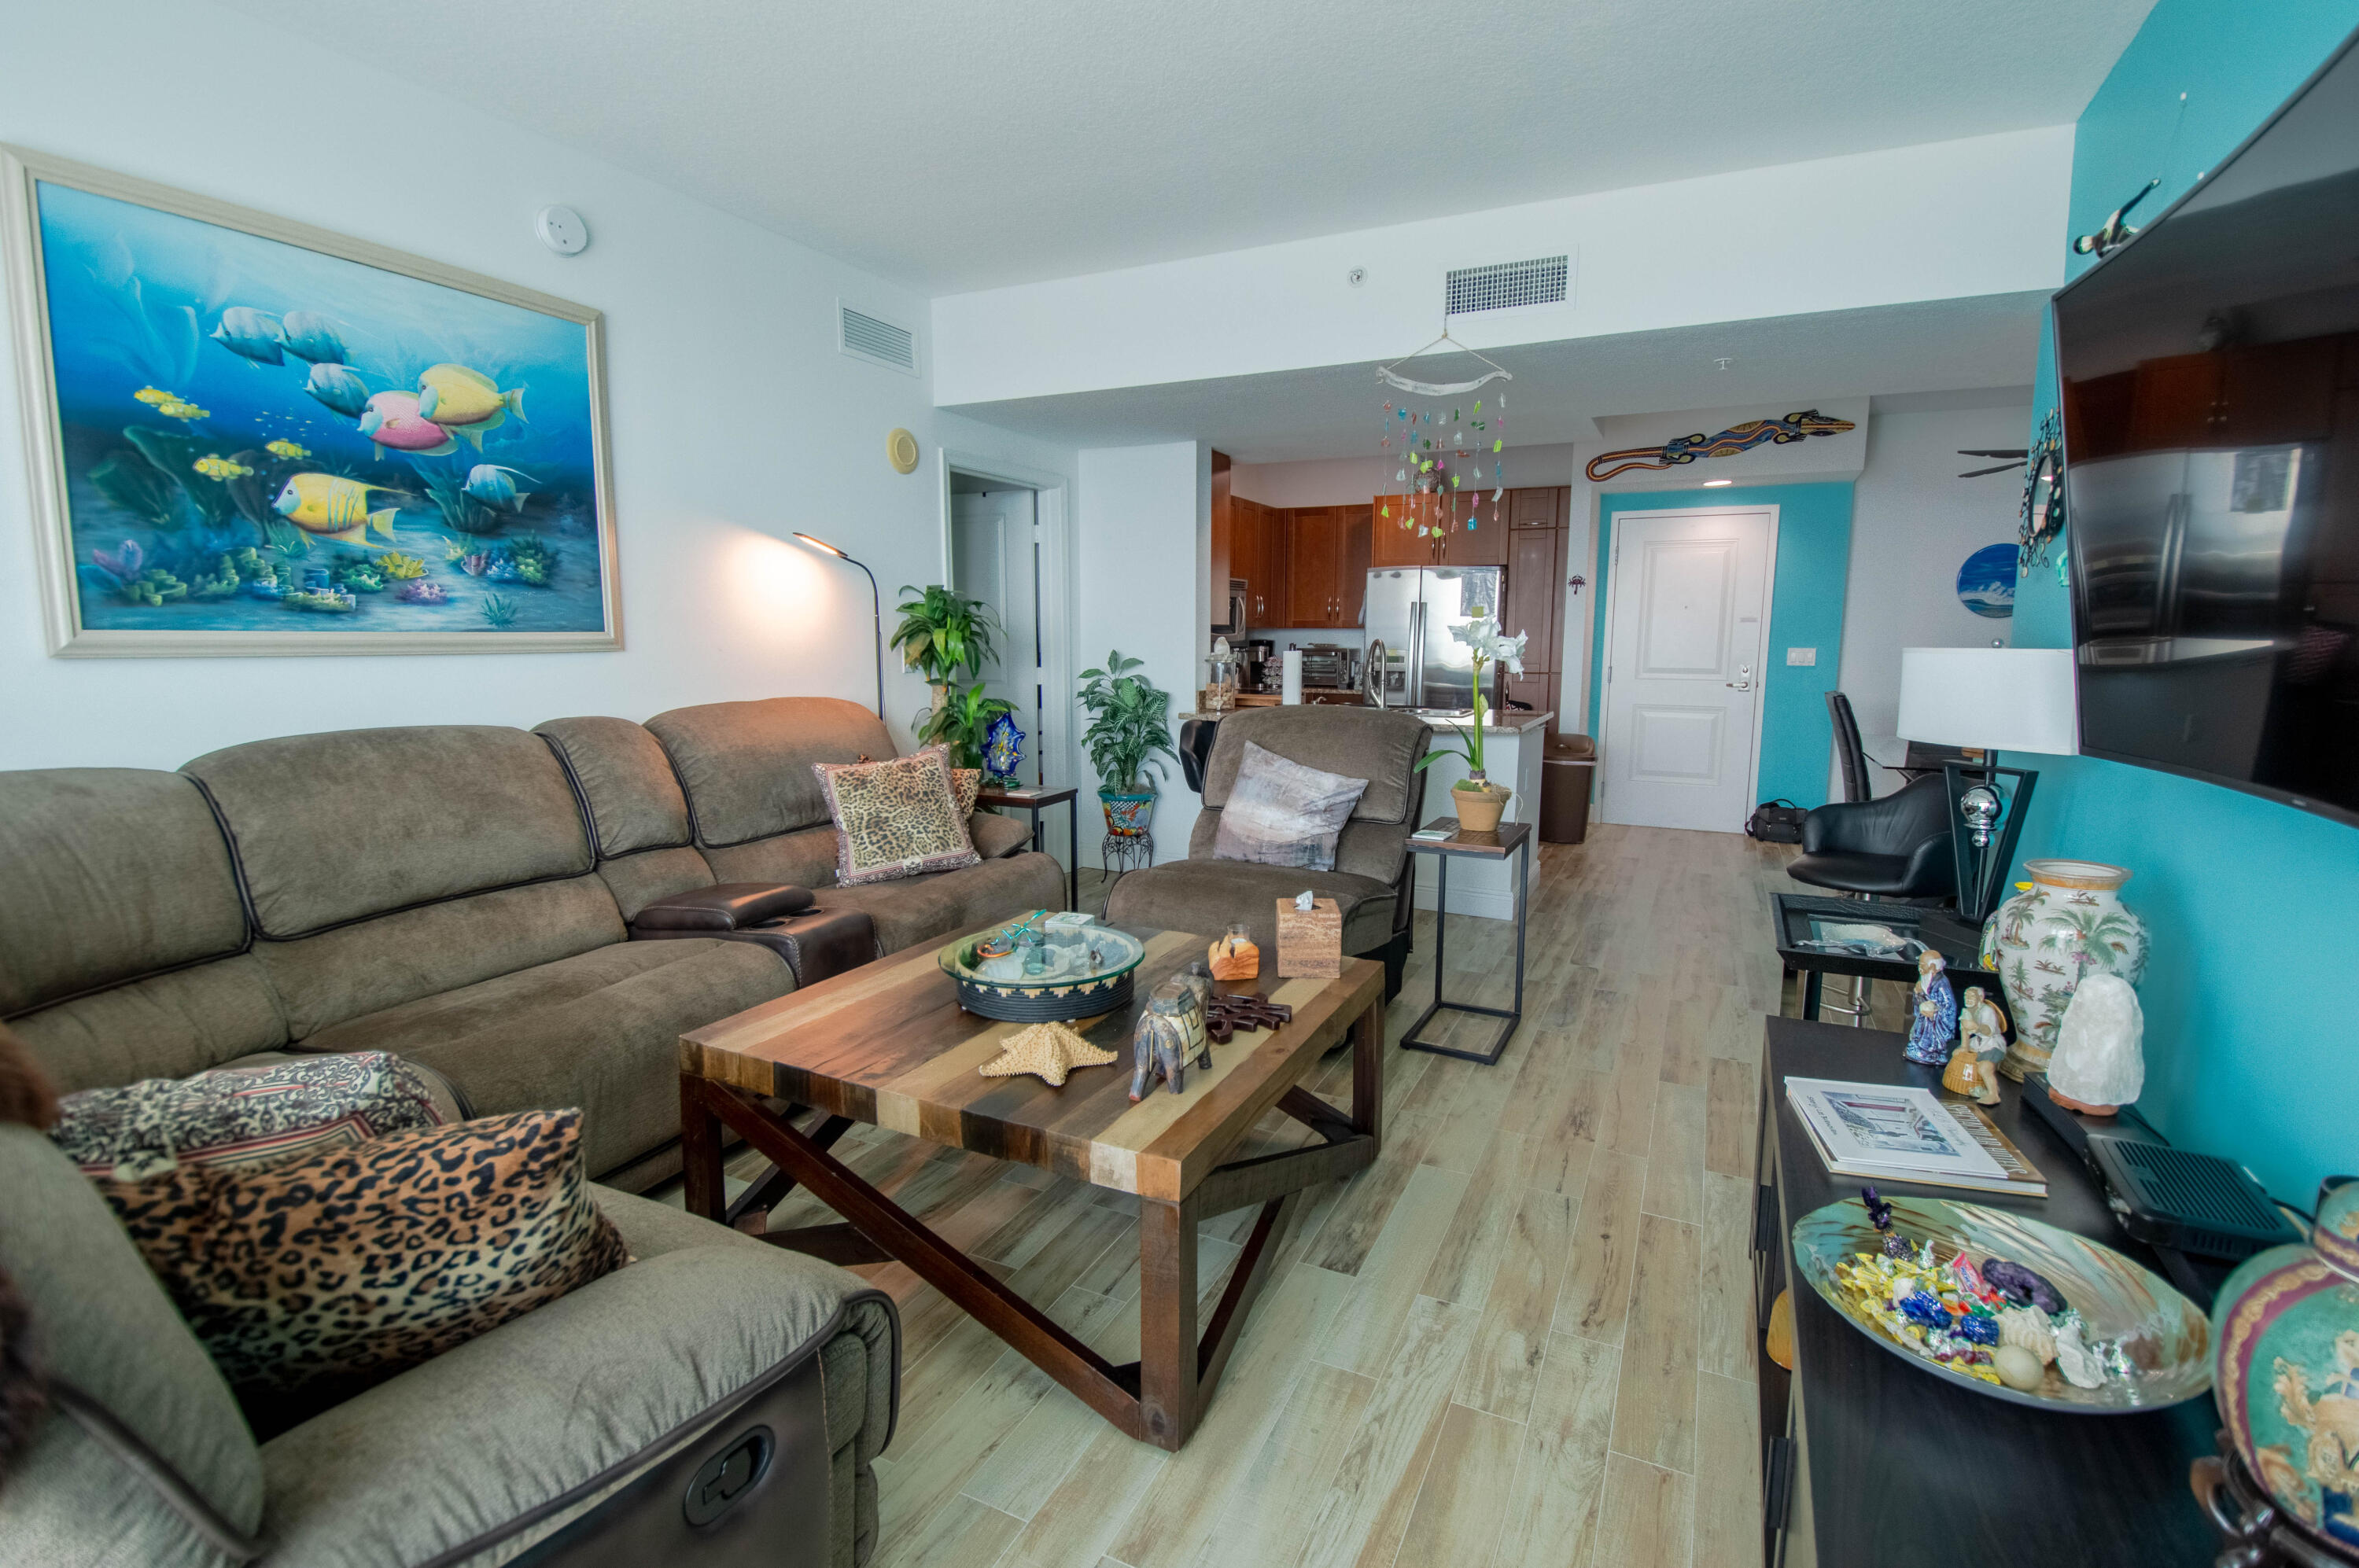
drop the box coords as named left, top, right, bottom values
left=1978, top=859, right=2149, bottom=1081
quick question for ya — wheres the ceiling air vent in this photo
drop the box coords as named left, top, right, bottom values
left=839, top=304, right=918, bottom=375
left=1445, top=254, right=1569, bottom=316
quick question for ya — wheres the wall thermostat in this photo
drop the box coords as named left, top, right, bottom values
left=536, top=205, right=589, bottom=256
left=886, top=428, right=920, bottom=475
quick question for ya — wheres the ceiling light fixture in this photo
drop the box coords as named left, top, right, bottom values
left=1703, top=479, right=1733, bottom=488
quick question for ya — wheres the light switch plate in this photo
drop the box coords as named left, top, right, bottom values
left=1786, top=647, right=1817, bottom=666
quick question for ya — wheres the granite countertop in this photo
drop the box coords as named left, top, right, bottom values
left=1180, top=706, right=1555, bottom=734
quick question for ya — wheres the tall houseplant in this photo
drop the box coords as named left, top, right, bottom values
left=1078, top=650, right=1177, bottom=835
left=1412, top=608, right=1528, bottom=832
left=889, top=584, right=1007, bottom=768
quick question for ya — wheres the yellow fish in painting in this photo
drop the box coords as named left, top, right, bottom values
left=133, top=386, right=178, bottom=407
left=159, top=401, right=208, bottom=421
left=415, top=363, right=525, bottom=450
left=191, top=454, right=252, bottom=480
left=272, top=472, right=400, bottom=545
left=264, top=439, right=310, bottom=461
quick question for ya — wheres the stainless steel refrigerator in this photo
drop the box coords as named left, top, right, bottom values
left=1362, top=565, right=1504, bottom=711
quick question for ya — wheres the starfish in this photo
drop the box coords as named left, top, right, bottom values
left=978, top=1022, right=1119, bottom=1087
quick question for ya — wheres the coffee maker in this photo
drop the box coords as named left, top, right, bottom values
left=1242, top=639, right=1275, bottom=692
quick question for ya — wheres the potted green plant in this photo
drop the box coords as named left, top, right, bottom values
left=1412, top=608, right=1528, bottom=834
left=1078, top=650, right=1178, bottom=836
left=890, top=584, right=1004, bottom=767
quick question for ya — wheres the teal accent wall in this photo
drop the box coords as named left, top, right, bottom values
left=1590, top=482, right=1854, bottom=812
left=2015, top=0, right=2359, bottom=1203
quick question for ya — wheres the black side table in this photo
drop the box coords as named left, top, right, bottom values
left=1400, top=818, right=1531, bottom=1066
left=1771, top=893, right=1999, bottom=1025
left=975, top=783, right=1080, bottom=912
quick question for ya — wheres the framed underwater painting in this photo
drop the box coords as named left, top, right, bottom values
left=2, top=145, right=620, bottom=657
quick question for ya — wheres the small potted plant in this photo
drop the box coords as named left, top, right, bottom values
left=1412, top=608, right=1528, bottom=833
left=1078, top=650, right=1177, bottom=836
left=890, top=583, right=1007, bottom=768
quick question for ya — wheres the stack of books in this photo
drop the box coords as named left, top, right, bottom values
left=1784, top=1077, right=2048, bottom=1197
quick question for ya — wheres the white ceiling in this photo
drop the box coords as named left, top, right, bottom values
left=942, top=293, right=2048, bottom=462
left=211, top=0, right=2153, bottom=293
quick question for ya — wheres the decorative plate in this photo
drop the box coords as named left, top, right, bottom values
left=1792, top=1193, right=2211, bottom=1413
left=939, top=916, right=1146, bottom=1022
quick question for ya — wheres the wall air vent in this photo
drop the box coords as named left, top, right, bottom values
left=1444, top=254, right=1569, bottom=316
left=838, top=304, right=918, bottom=375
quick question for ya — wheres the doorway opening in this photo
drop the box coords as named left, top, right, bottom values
left=1596, top=504, right=1778, bottom=834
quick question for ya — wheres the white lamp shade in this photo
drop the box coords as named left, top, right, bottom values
left=1896, top=647, right=2079, bottom=755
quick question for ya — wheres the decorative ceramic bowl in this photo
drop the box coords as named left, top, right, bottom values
left=1791, top=1193, right=2211, bottom=1412
left=940, top=919, right=1146, bottom=1022
left=2211, top=1180, right=2359, bottom=1546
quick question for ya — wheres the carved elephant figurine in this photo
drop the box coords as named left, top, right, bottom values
left=1129, top=978, right=1208, bottom=1102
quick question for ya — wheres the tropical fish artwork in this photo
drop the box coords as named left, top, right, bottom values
left=302, top=362, right=373, bottom=419
left=272, top=473, right=401, bottom=545
left=358, top=391, right=458, bottom=457
left=21, top=160, right=610, bottom=647
left=415, top=363, right=525, bottom=451
left=462, top=464, right=534, bottom=511
left=278, top=311, right=346, bottom=365
left=1583, top=409, right=1858, bottom=482
left=208, top=306, right=285, bottom=366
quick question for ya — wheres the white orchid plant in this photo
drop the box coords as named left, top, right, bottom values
left=1412, top=607, right=1528, bottom=788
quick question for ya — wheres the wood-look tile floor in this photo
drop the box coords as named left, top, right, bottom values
left=681, top=826, right=1837, bottom=1568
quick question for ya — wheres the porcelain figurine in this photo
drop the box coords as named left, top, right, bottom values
left=1941, top=986, right=2006, bottom=1106
left=1903, top=950, right=1957, bottom=1066
left=1979, top=859, right=2148, bottom=1080
left=1128, top=979, right=1203, bottom=1101
left=2045, top=972, right=2145, bottom=1115
left=2212, top=1178, right=2359, bottom=1547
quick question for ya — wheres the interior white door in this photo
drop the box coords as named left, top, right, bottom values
left=949, top=488, right=1042, bottom=782
left=1598, top=506, right=1773, bottom=833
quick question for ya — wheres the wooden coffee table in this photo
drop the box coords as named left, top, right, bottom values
left=678, top=926, right=1385, bottom=1451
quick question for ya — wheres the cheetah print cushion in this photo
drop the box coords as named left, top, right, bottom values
left=53, top=1051, right=446, bottom=1183
left=813, top=750, right=979, bottom=886
left=914, top=743, right=984, bottom=818
left=98, top=1107, right=626, bottom=1423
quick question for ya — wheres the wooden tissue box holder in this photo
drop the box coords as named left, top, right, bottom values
left=1275, top=896, right=1343, bottom=979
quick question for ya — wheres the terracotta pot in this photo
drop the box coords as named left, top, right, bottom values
left=1454, top=782, right=1509, bottom=833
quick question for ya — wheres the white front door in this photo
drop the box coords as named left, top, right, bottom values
left=949, top=487, right=1042, bottom=782
left=1598, top=506, right=1775, bottom=833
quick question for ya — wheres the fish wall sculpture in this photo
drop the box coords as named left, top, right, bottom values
left=1583, top=408, right=1857, bottom=483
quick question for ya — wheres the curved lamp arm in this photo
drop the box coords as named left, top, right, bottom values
left=793, top=532, right=886, bottom=719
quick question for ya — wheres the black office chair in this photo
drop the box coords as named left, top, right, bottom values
left=1788, top=775, right=1958, bottom=900
left=1826, top=690, right=1871, bottom=804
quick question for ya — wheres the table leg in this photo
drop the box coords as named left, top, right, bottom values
left=1432, top=854, right=1448, bottom=1010
left=1137, top=1195, right=1200, bottom=1448
left=1510, top=836, right=1529, bottom=1021
left=680, top=1073, right=726, bottom=1224
left=1803, top=970, right=1823, bottom=1021
left=1067, top=798, right=1079, bottom=912
left=1351, top=997, right=1384, bottom=1140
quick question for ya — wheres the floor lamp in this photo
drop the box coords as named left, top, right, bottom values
left=793, top=532, right=885, bottom=719
left=1896, top=647, right=2079, bottom=925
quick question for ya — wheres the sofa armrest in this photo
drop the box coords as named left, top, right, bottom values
left=633, top=882, right=815, bottom=931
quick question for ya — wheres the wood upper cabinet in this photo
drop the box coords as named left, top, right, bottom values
left=1502, top=525, right=1562, bottom=673
left=1370, top=495, right=1437, bottom=566
left=1337, top=504, right=1371, bottom=628
left=1509, top=486, right=1567, bottom=529
left=1210, top=451, right=1233, bottom=623
left=1285, top=507, right=1341, bottom=625
left=1441, top=510, right=1509, bottom=567
left=1232, top=497, right=1288, bottom=628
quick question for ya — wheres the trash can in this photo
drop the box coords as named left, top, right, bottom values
left=1540, top=734, right=1596, bottom=845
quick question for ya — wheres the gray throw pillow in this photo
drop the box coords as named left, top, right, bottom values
left=1211, top=741, right=1369, bottom=871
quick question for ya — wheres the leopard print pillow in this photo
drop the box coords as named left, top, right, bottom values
left=98, top=1107, right=626, bottom=1426
left=813, top=750, right=979, bottom=886
left=913, top=743, right=983, bottom=818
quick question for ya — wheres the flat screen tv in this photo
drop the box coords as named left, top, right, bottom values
left=2055, top=26, right=2359, bottom=827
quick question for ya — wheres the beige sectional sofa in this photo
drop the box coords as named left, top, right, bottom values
left=0, top=695, right=1062, bottom=1567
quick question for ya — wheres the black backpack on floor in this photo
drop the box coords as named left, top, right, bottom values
left=1745, top=799, right=1808, bottom=844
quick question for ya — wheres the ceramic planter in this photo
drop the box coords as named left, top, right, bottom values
left=1977, top=859, right=2149, bottom=1080
left=2211, top=1180, right=2359, bottom=1550
left=1099, top=788, right=1155, bottom=837
left=1454, top=781, right=1510, bottom=834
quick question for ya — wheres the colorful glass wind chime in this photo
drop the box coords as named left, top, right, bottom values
left=1375, top=329, right=1513, bottom=554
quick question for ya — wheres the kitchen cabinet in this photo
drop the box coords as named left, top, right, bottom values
left=1502, top=525, right=1562, bottom=671
left=1336, top=504, right=1371, bottom=626
left=1278, top=505, right=1371, bottom=628
left=1370, top=496, right=1437, bottom=566
left=1503, top=671, right=1557, bottom=722
left=1209, top=451, right=1233, bottom=628
left=1509, top=486, right=1566, bottom=528
left=1441, top=513, right=1509, bottom=568
left=1233, top=496, right=1288, bottom=628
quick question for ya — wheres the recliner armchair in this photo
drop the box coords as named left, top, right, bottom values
left=1786, top=774, right=1957, bottom=900
left=1106, top=707, right=1431, bottom=997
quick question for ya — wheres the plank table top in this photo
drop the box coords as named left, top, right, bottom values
left=680, top=926, right=1384, bottom=1203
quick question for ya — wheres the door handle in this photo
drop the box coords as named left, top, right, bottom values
left=1726, top=664, right=1754, bottom=692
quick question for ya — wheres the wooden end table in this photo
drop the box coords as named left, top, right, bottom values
left=678, top=926, right=1386, bottom=1451
left=975, top=783, right=1080, bottom=911
left=1399, top=817, right=1531, bottom=1067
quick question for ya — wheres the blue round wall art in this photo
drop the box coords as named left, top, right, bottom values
left=1956, top=543, right=2017, bottom=619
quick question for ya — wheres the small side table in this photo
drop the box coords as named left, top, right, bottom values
left=1770, top=893, right=1998, bottom=1025
left=975, top=783, right=1081, bottom=912
left=1400, top=818, right=1531, bottom=1066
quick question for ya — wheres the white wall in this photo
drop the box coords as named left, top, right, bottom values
left=1074, top=442, right=1205, bottom=863
left=0, top=0, right=1076, bottom=772
left=1834, top=403, right=2030, bottom=794
left=932, top=127, right=2072, bottom=407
